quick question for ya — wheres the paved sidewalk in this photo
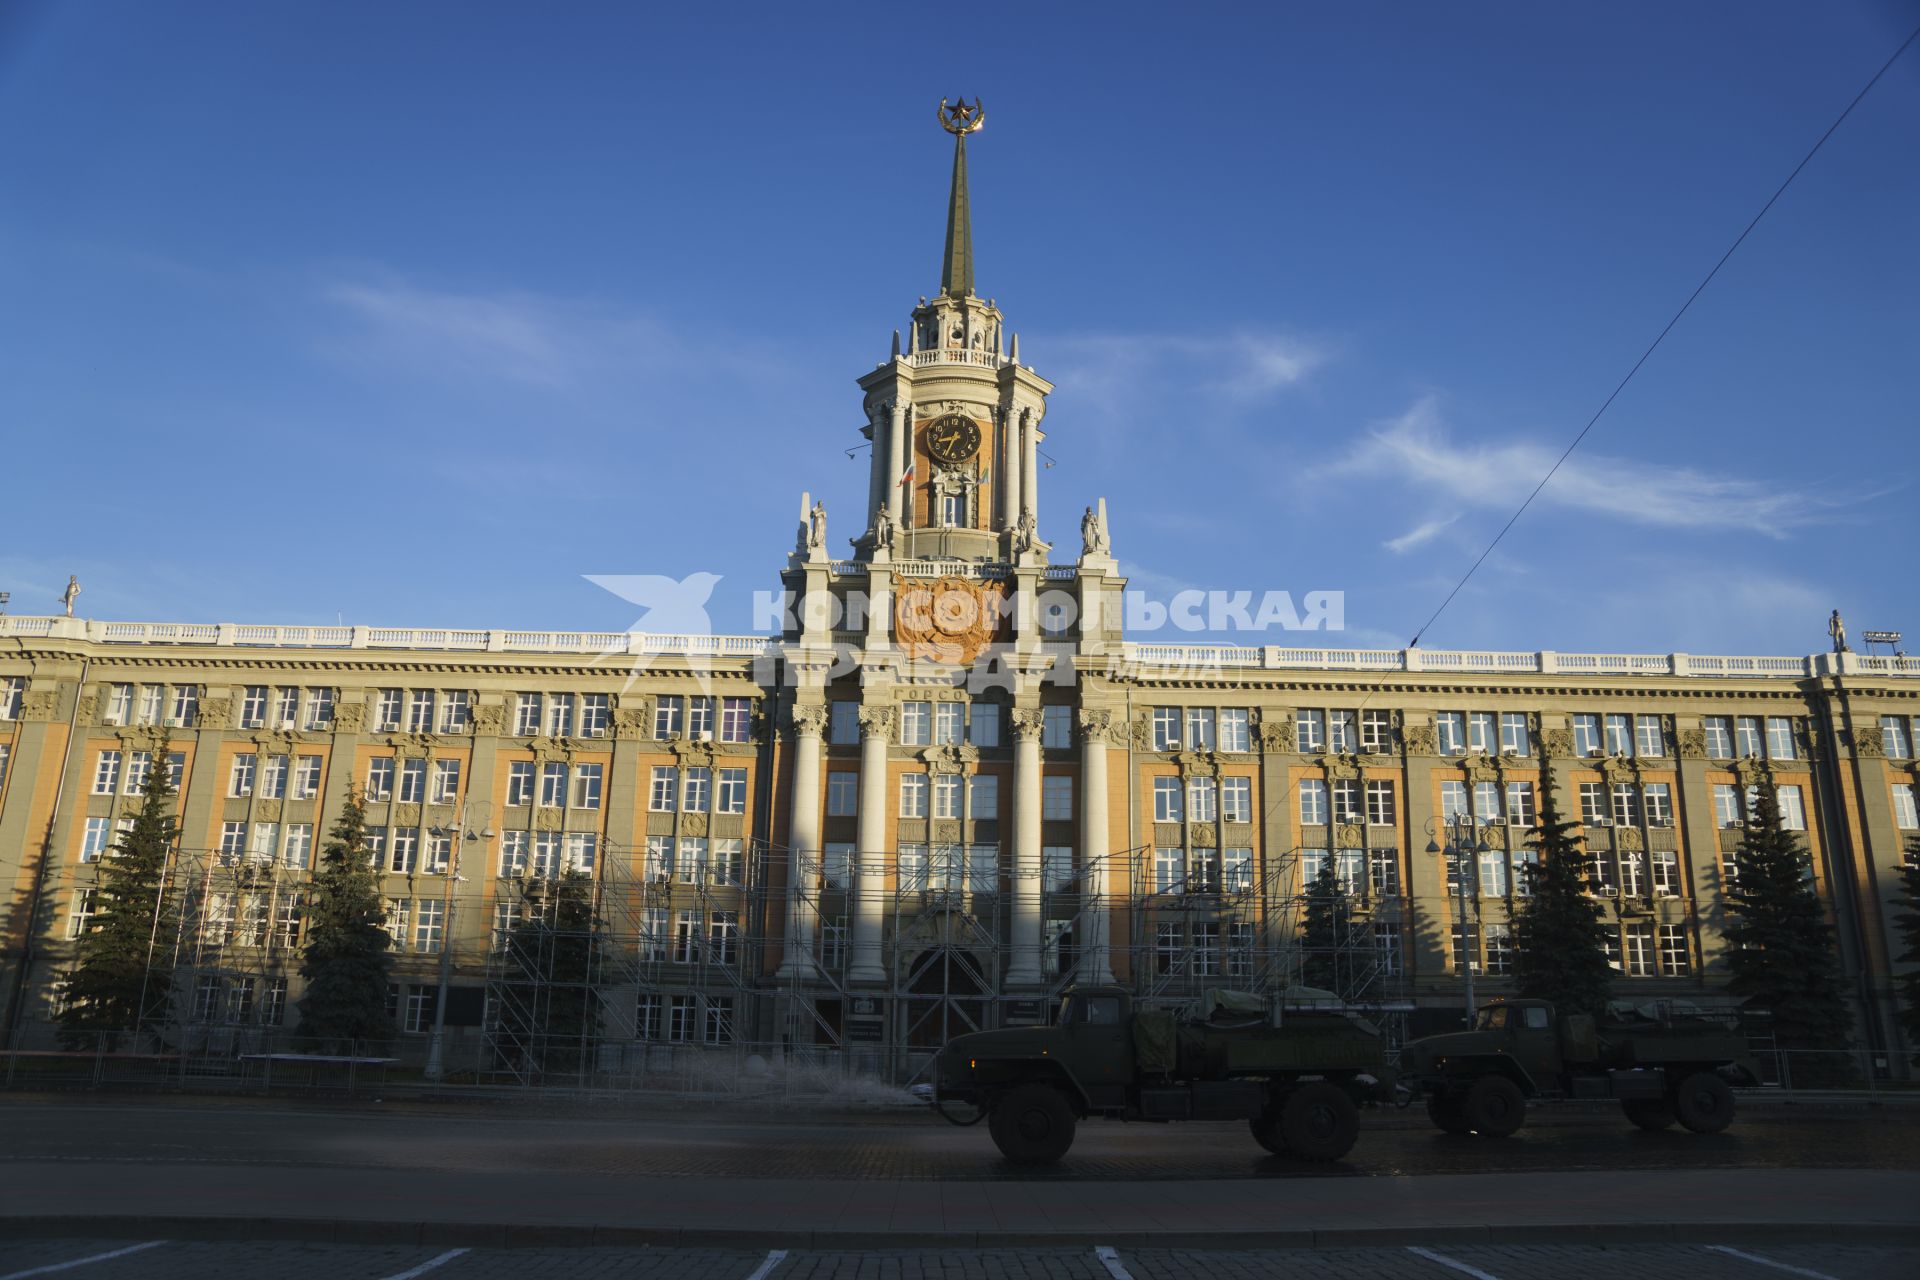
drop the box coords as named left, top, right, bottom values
left=2, top=1163, right=1916, bottom=1248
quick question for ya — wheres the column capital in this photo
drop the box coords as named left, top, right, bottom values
left=1011, top=708, right=1046, bottom=743
left=858, top=704, right=896, bottom=738
left=790, top=703, right=830, bottom=737
left=1077, top=707, right=1127, bottom=746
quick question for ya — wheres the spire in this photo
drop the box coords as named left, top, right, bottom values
left=936, top=97, right=985, bottom=298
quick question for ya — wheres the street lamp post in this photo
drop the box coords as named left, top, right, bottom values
left=1425, top=815, right=1488, bottom=1023
left=423, top=803, right=492, bottom=1083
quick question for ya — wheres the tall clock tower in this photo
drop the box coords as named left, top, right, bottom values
left=851, top=98, right=1055, bottom=565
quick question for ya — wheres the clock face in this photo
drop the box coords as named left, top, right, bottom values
left=925, top=413, right=982, bottom=464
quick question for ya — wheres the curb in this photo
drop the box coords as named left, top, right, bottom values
left=4, top=1216, right=1917, bottom=1250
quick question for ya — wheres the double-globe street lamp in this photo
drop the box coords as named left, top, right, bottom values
left=1424, top=814, right=1488, bottom=1024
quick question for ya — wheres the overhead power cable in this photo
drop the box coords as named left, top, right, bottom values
left=1405, top=21, right=1920, bottom=649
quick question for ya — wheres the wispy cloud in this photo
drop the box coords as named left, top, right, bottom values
left=1041, top=331, right=1329, bottom=418
left=1383, top=513, right=1461, bottom=554
left=1321, top=397, right=1861, bottom=538
left=320, top=278, right=672, bottom=389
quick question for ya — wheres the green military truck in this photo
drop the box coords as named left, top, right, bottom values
left=1400, top=998, right=1761, bottom=1137
left=927, top=985, right=1393, bottom=1165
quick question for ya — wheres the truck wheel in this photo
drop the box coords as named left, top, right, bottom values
left=1671, top=1071, right=1735, bottom=1135
left=988, top=1084, right=1077, bottom=1165
left=1622, top=1097, right=1675, bottom=1130
left=1463, top=1075, right=1526, bottom=1137
left=1248, top=1112, right=1287, bottom=1155
left=1426, top=1094, right=1472, bottom=1135
left=1279, top=1082, right=1359, bottom=1161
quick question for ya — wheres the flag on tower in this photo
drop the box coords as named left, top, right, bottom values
left=897, top=462, right=915, bottom=488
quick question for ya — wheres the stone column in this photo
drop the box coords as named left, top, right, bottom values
left=1078, top=709, right=1117, bottom=983
left=850, top=705, right=893, bottom=983
left=1020, top=410, right=1039, bottom=521
left=887, top=402, right=908, bottom=528
left=1002, top=409, right=1022, bottom=530
left=865, top=407, right=886, bottom=527
left=777, top=703, right=828, bottom=979
left=1007, top=708, right=1046, bottom=986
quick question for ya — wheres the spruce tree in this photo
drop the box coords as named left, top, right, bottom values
left=1723, top=778, right=1854, bottom=1069
left=1298, top=865, right=1351, bottom=995
left=500, top=871, right=607, bottom=1074
left=296, top=789, right=395, bottom=1050
left=58, top=738, right=182, bottom=1048
left=1508, top=751, right=1614, bottom=1020
left=1894, top=838, right=1920, bottom=1050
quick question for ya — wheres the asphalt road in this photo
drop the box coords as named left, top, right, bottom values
left=2, top=1093, right=1915, bottom=1181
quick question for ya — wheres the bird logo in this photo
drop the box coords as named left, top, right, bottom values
left=584, top=572, right=724, bottom=690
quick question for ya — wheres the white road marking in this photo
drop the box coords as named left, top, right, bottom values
left=0, top=1241, right=166, bottom=1280
left=1704, top=1245, right=1840, bottom=1280
left=1094, top=1245, right=1135, bottom=1280
left=378, top=1248, right=470, bottom=1280
left=742, top=1249, right=788, bottom=1280
left=1406, top=1246, right=1504, bottom=1280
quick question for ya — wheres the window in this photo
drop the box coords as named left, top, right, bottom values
left=567, top=763, right=601, bottom=810
left=1589, top=850, right=1616, bottom=895
left=1777, top=784, right=1807, bottom=831
left=1468, top=712, right=1495, bottom=754
left=899, top=702, right=930, bottom=746
left=432, top=759, right=462, bottom=805
left=294, top=687, right=331, bottom=730
left=420, top=830, right=450, bottom=874
left=1499, top=712, right=1530, bottom=756
left=1624, top=923, right=1654, bottom=977
left=1184, top=776, right=1217, bottom=824
left=1579, top=782, right=1607, bottom=827
left=1484, top=923, right=1513, bottom=976
left=1042, top=775, right=1073, bottom=821
left=966, top=843, right=998, bottom=893
left=1328, top=710, right=1356, bottom=753
left=1152, top=706, right=1181, bottom=751
left=932, top=774, right=962, bottom=820
left=261, top=977, right=289, bottom=1026
left=713, top=767, right=746, bottom=815
left=1332, top=779, right=1361, bottom=823
left=1153, top=847, right=1183, bottom=894
left=388, top=828, right=419, bottom=874
left=222, top=753, right=255, bottom=798
left=1879, top=716, right=1912, bottom=759
left=1042, top=704, right=1073, bottom=749
left=404, top=690, right=435, bottom=733
left=1629, top=715, right=1662, bottom=758
left=1153, top=776, right=1183, bottom=823
left=1652, top=849, right=1679, bottom=897
left=122, top=751, right=153, bottom=795
left=1298, top=779, right=1327, bottom=825
left=283, top=824, right=313, bottom=870
left=528, top=761, right=561, bottom=808
left=103, top=683, right=132, bottom=725
left=1478, top=847, right=1507, bottom=897
left=498, top=832, right=529, bottom=877
left=169, top=685, right=199, bottom=725
left=1203, top=706, right=1247, bottom=753
left=664, top=994, right=696, bottom=1042
left=1176, top=707, right=1213, bottom=751
left=374, top=689, right=403, bottom=733
left=1658, top=923, right=1689, bottom=975
left=414, top=899, right=446, bottom=954
left=1440, top=779, right=1468, bottom=822
left=234, top=685, right=266, bottom=729
left=1296, top=709, right=1325, bottom=753
left=720, top=697, right=752, bottom=743
left=666, top=838, right=701, bottom=885
left=1891, top=784, right=1917, bottom=830
left=672, top=910, right=701, bottom=963
left=1220, top=776, right=1251, bottom=823
left=384, top=898, right=411, bottom=942
left=935, top=702, right=965, bottom=746
left=899, top=774, right=928, bottom=819
left=829, top=701, right=860, bottom=745
left=166, top=751, right=186, bottom=789
left=536, top=833, right=568, bottom=878
left=1512, top=848, right=1537, bottom=896
left=1572, top=714, right=1601, bottom=758
left=1473, top=780, right=1502, bottom=824
left=363, top=825, right=387, bottom=866
left=970, top=703, right=1001, bottom=747
left=823, top=770, right=860, bottom=818
left=1604, top=713, right=1633, bottom=757
left=652, top=694, right=682, bottom=740
left=1766, top=717, right=1797, bottom=761
left=1450, top=924, right=1480, bottom=975
left=436, top=690, right=471, bottom=734
left=545, top=693, right=576, bottom=738
left=1367, top=847, right=1399, bottom=896
left=1644, top=782, right=1672, bottom=827
left=704, top=995, right=736, bottom=1044
left=402, top=988, right=436, bottom=1035
left=1610, top=783, right=1640, bottom=827
left=819, top=841, right=852, bottom=891
left=80, top=818, right=111, bottom=863
left=680, top=767, right=711, bottom=813
left=1713, top=784, right=1744, bottom=828
left=1703, top=716, right=1733, bottom=758
left=219, top=822, right=247, bottom=863
left=1042, top=845, right=1075, bottom=893
left=939, top=491, right=964, bottom=526
left=969, top=773, right=999, bottom=819
left=1374, top=922, right=1403, bottom=976
left=93, top=750, right=121, bottom=796
left=1365, top=779, right=1395, bottom=826
left=649, top=767, right=677, bottom=812
left=1620, top=850, right=1646, bottom=897
left=1506, top=781, right=1536, bottom=828
left=1735, top=716, right=1763, bottom=759
left=1358, top=709, right=1392, bottom=753
left=686, top=696, right=714, bottom=741
left=398, top=759, right=427, bottom=804
left=1435, top=712, right=1465, bottom=756
left=365, top=758, right=394, bottom=802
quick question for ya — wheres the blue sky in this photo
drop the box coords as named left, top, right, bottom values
left=1, top=1, right=1915, bottom=656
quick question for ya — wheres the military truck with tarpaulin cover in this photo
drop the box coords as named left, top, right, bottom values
left=1400, top=998, right=1762, bottom=1136
left=927, top=985, right=1393, bottom=1165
